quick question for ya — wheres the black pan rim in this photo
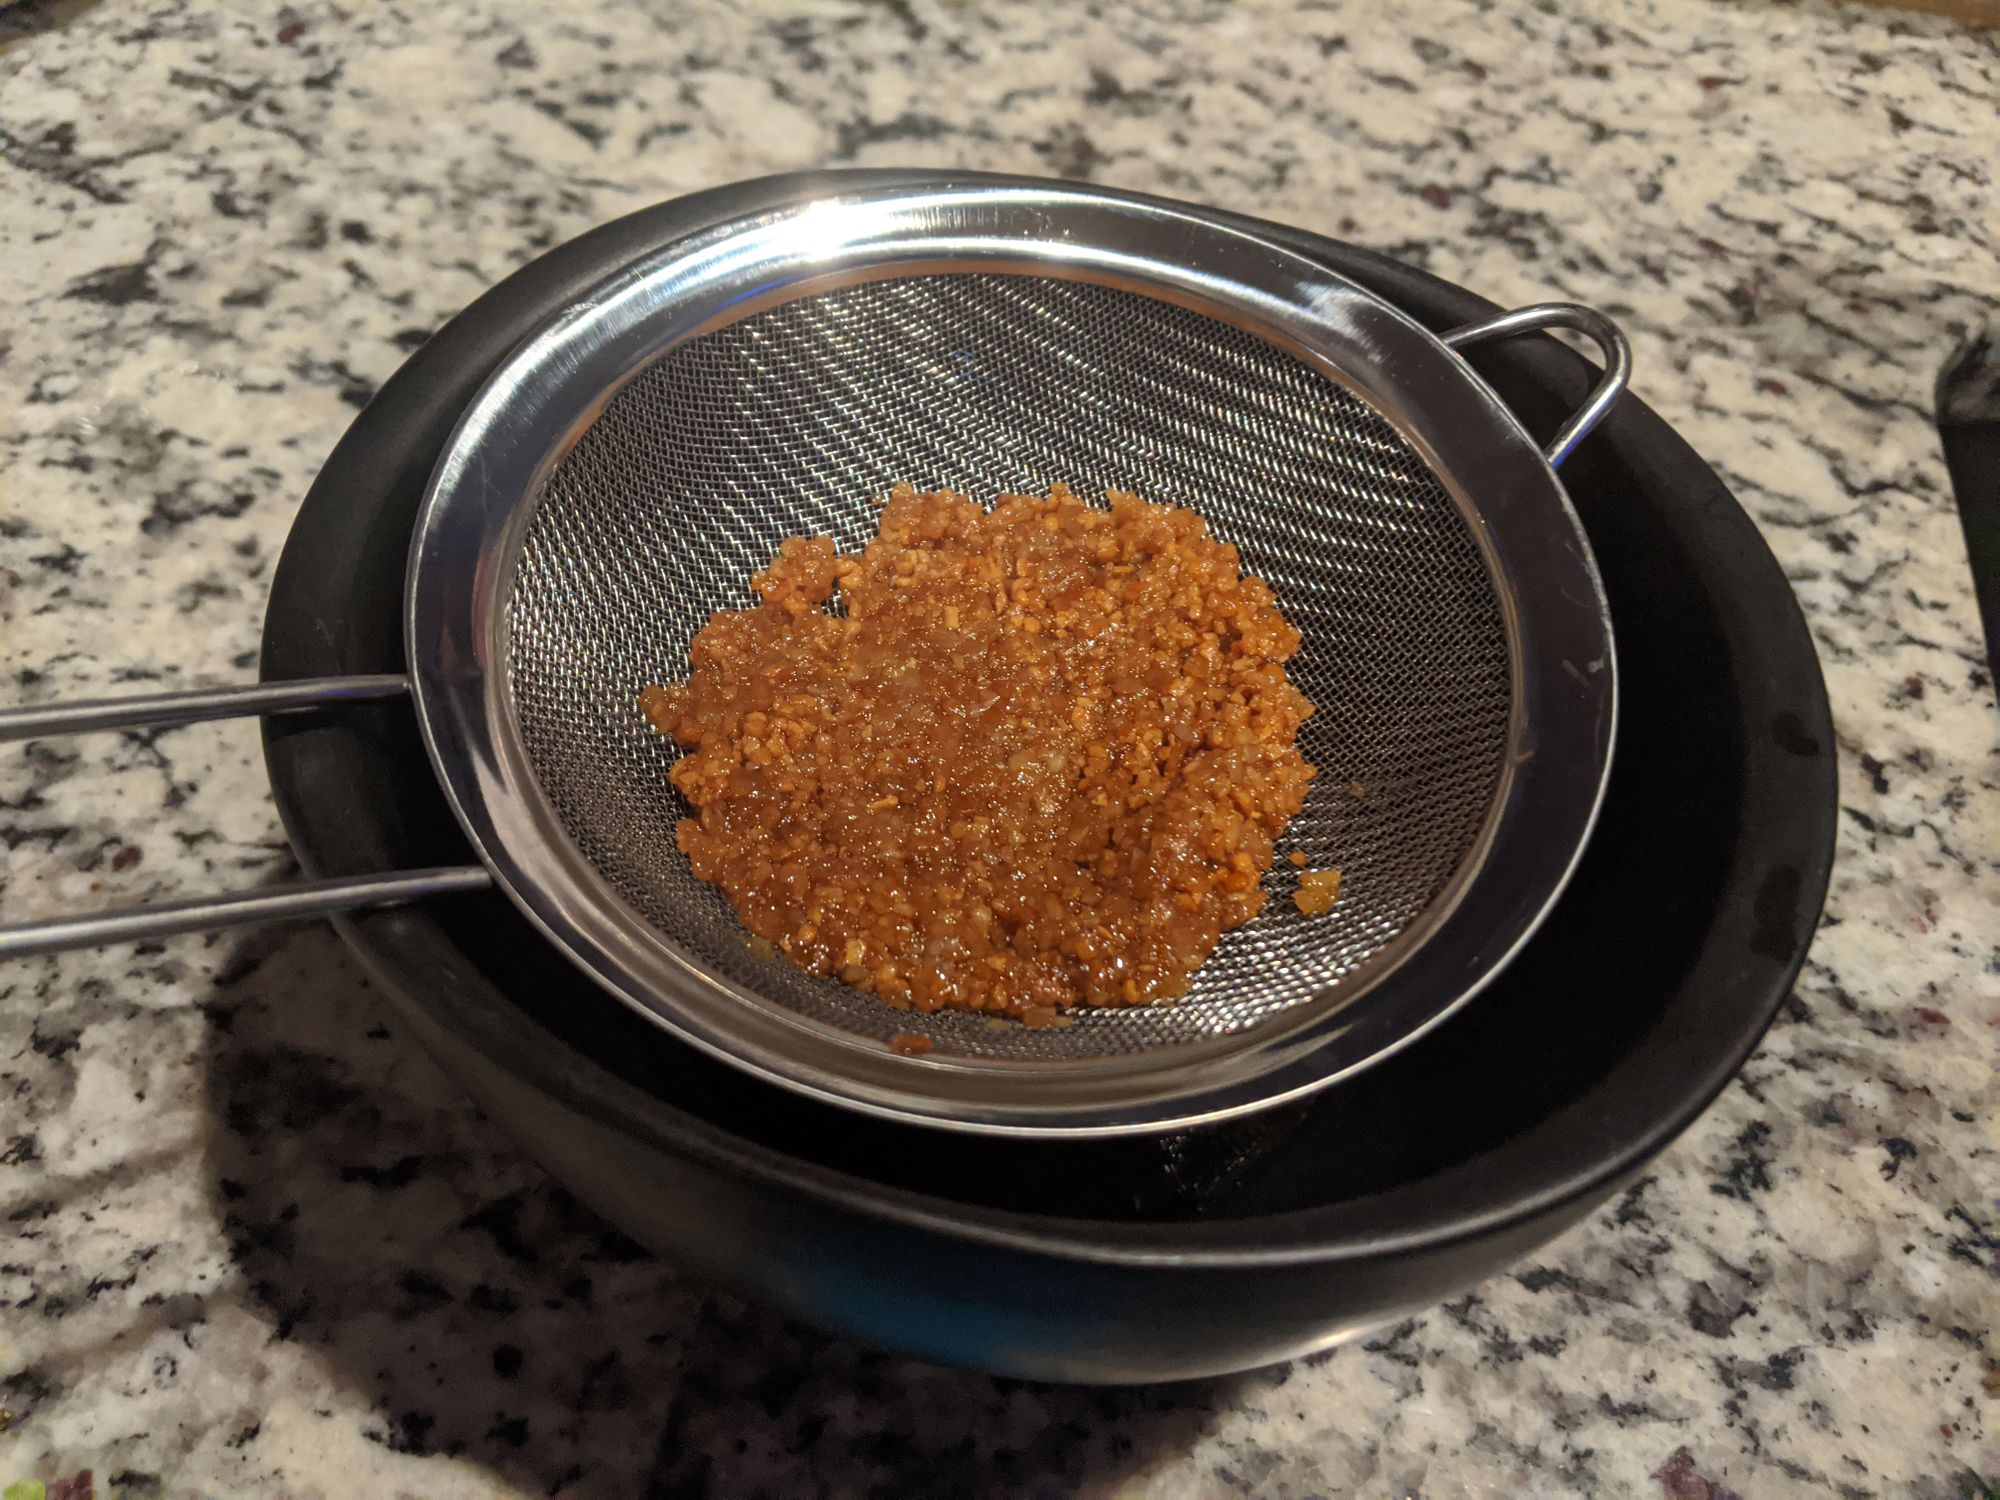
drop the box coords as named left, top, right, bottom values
left=262, top=167, right=1837, bottom=1270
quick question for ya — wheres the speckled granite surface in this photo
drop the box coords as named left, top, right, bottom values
left=2, top=0, right=1996, bottom=1494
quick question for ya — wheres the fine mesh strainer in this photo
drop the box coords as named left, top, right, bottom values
left=0, top=180, right=1626, bottom=1135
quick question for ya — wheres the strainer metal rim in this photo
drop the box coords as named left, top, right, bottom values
left=405, top=178, right=1616, bottom=1136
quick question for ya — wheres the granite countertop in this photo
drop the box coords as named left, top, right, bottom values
left=2, top=0, right=1996, bottom=1494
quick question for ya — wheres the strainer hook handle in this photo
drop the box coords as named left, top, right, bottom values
left=0, top=675, right=492, bottom=958
left=1441, top=302, right=1633, bottom=469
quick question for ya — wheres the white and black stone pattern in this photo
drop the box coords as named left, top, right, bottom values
left=1, top=0, right=1995, bottom=1495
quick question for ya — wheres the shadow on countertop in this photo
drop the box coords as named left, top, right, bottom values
left=0, top=0, right=107, bottom=44
left=198, top=924, right=1235, bottom=1498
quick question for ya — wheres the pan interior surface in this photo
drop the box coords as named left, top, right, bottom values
left=505, top=269, right=1513, bottom=1065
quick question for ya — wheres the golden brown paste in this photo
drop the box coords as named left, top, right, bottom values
left=642, top=483, right=1317, bottom=1025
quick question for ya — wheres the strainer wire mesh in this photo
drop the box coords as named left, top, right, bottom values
left=508, top=272, right=1510, bottom=1063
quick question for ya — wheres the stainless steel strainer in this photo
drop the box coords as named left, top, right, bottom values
left=0, top=180, right=1627, bottom=1135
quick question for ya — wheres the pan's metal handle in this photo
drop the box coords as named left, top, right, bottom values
left=0, top=674, right=492, bottom=958
left=1441, top=302, right=1633, bottom=469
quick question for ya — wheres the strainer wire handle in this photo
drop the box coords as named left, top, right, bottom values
left=1441, top=302, right=1633, bottom=469
left=0, top=674, right=411, bottom=739
left=0, top=675, right=492, bottom=959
